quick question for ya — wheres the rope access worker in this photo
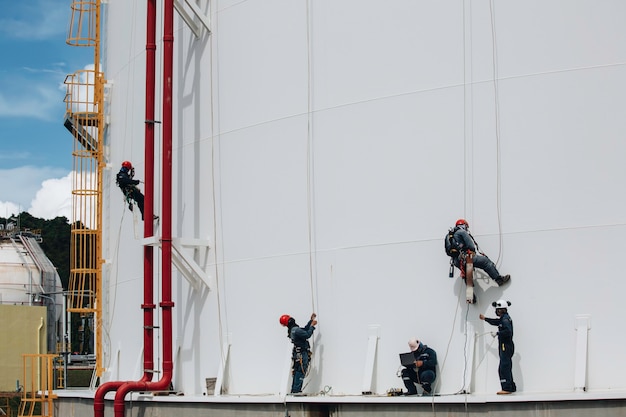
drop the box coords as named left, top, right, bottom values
left=401, top=338, right=437, bottom=396
left=479, top=300, right=516, bottom=395
left=116, top=161, right=145, bottom=220
left=446, top=218, right=510, bottom=303
left=279, top=313, right=317, bottom=394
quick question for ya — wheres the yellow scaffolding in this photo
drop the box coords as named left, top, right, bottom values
left=18, top=355, right=57, bottom=417
left=63, top=0, right=104, bottom=378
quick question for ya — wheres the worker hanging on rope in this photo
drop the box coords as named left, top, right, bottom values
left=444, top=219, right=510, bottom=304
left=279, top=313, right=317, bottom=394
left=116, top=161, right=146, bottom=220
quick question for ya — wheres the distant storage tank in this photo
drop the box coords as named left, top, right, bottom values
left=0, top=231, right=63, bottom=348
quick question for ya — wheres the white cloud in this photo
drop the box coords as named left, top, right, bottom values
left=65, top=64, right=97, bottom=114
left=0, top=201, right=21, bottom=218
left=28, top=174, right=72, bottom=220
left=0, top=169, right=103, bottom=221
left=0, top=166, right=70, bottom=219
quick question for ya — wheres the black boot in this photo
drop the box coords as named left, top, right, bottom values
left=495, top=275, right=510, bottom=286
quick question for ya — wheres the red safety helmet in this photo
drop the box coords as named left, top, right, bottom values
left=279, top=314, right=291, bottom=326
left=455, top=218, right=469, bottom=228
left=121, top=160, right=133, bottom=170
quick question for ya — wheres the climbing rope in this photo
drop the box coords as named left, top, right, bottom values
left=489, top=0, right=505, bottom=267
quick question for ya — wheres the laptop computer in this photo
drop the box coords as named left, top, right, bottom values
left=399, top=352, right=415, bottom=367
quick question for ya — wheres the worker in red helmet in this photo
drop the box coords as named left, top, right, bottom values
left=116, top=161, right=145, bottom=220
left=279, top=313, right=317, bottom=394
left=447, top=219, right=510, bottom=304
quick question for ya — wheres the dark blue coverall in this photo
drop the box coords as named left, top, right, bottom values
left=452, top=227, right=503, bottom=282
left=116, top=167, right=145, bottom=220
left=289, top=320, right=316, bottom=393
left=484, top=312, right=517, bottom=392
left=401, top=344, right=437, bottom=395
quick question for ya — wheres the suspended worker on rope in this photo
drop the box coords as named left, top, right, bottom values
left=279, top=313, right=317, bottom=394
left=116, top=160, right=145, bottom=220
left=445, top=219, right=510, bottom=303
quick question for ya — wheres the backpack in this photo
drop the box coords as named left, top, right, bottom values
left=444, top=227, right=461, bottom=257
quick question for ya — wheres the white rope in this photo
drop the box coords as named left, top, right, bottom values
left=208, top=2, right=231, bottom=384
left=305, top=0, right=318, bottom=317
left=104, top=201, right=128, bottom=369
left=121, top=0, right=139, bottom=163
left=488, top=0, right=504, bottom=267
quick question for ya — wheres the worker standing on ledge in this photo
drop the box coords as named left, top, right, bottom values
left=279, top=313, right=317, bottom=394
left=480, top=300, right=517, bottom=395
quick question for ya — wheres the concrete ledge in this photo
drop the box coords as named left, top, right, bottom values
left=55, top=394, right=626, bottom=417
left=55, top=388, right=626, bottom=403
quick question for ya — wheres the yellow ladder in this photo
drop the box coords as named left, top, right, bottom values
left=64, top=0, right=105, bottom=379
left=18, top=355, right=57, bottom=417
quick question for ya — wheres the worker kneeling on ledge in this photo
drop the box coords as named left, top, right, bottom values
left=400, top=338, right=437, bottom=396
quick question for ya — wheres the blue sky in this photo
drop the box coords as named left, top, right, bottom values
left=0, top=0, right=92, bottom=219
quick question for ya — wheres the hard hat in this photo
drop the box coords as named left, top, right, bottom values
left=455, top=218, right=469, bottom=228
left=408, top=337, right=420, bottom=352
left=279, top=314, right=291, bottom=326
left=492, top=299, right=511, bottom=309
left=121, top=160, right=133, bottom=170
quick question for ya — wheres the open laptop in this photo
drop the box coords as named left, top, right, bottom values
left=399, top=352, right=415, bottom=367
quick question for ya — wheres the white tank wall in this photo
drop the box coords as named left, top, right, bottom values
left=0, top=258, right=39, bottom=305
left=102, top=0, right=626, bottom=396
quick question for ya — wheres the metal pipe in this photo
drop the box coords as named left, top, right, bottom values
left=37, top=317, right=44, bottom=392
left=37, top=317, right=44, bottom=355
left=94, top=0, right=159, bottom=415
left=112, top=0, right=174, bottom=413
left=141, top=0, right=158, bottom=384
left=62, top=294, right=68, bottom=389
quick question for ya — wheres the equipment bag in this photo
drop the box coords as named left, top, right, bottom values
left=444, top=227, right=461, bottom=257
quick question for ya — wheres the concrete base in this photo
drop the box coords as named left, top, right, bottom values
left=55, top=390, right=626, bottom=417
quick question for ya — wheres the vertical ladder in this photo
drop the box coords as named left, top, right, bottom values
left=64, top=0, right=105, bottom=379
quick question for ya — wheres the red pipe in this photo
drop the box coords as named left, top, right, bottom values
left=112, top=0, right=174, bottom=413
left=141, top=0, right=157, bottom=384
left=94, top=0, right=159, bottom=415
